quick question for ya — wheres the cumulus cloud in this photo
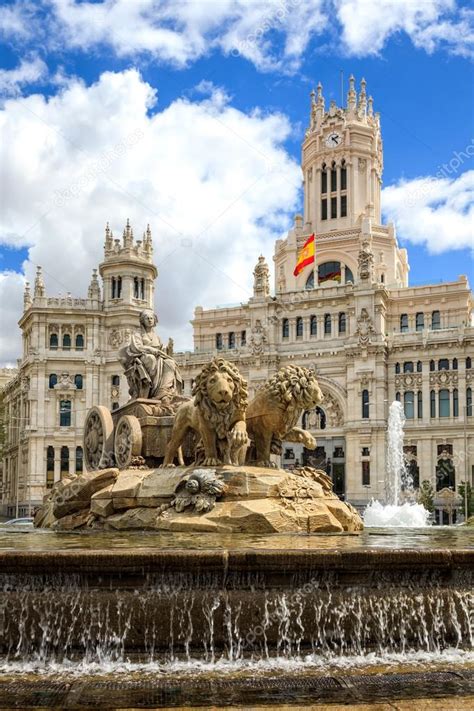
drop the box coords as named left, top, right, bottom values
left=1, top=1, right=472, bottom=72
left=0, top=56, right=48, bottom=97
left=0, top=69, right=301, bottom=365
left=382, top=169, right=474, bottom=254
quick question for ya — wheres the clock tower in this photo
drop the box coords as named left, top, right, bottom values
left=302, top=76, right=383, bottom=235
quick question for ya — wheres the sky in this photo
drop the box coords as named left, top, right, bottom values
left=0, top=0, right=473, bottom=366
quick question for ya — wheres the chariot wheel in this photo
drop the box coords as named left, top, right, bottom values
left=114, top=415, right=143, bottom=469
left=83, top=406, right=114, bottom=471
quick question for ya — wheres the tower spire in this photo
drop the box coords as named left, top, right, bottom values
left=347, top=74, right=357, bottom=112
left=123, top=218, right=133, bottom=248
left=358, top=78, right=367, bottom=116
left=88, top=268, right=101, bottom=300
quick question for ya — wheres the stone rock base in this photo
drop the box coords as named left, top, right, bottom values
left=35, top=465, right=363, bottom=534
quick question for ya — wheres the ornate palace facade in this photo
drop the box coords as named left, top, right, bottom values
left=175, top=78, right=473, bottom=509
left=1, top=78, right=472, bottom=516
left=1, top=222, right=157, bottom=516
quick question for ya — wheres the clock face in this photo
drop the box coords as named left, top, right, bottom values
left=326, top=131, right=342, bottom=148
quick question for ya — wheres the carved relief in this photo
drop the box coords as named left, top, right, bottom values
left=358, top=240, right=374, bottom=281
left=249, top=320, right=268, bottom=355
left=355, top=308, right=375, bottom=346
left=108, top=328, right=131, bottom=349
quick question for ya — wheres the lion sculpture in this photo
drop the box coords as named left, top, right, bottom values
left=163, top=358, right=249, bottom=466
left=246, top=365, right=323, bottom=467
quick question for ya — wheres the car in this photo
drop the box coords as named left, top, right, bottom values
left=3, top=517, right=34, bottom=528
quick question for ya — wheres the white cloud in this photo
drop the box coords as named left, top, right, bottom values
left=1, top=1, right=471, bottom=72
left=0, top=56, right=48, bottom=97
left=0, top=69, right=301, bottom=365
left=382, top=170, right=474, bottom=254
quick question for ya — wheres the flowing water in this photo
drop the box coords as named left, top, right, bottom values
left=364, top=401, right=431, bottom=527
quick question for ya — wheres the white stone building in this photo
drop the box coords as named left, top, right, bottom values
left=1, top=221, right=157, bottom=516
left=176, top=78, right=473, bottom=514
left=1, top=78, right=472, bottom=519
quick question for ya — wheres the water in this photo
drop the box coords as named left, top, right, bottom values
left=364, top=401, right=431, bottom=527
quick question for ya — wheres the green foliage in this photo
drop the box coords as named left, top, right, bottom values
left=417, top=479, right=434, bottom=513
left=457, top=482, right=474, bottom=518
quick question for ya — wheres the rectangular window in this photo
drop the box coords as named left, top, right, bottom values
left=59, top=400, right=72, bottom=427
left=404, top=392, right=415, bottom=419
left=321, top=171, right=327, bottom=194
left=362, top=461, right=370, bottom=486
left=362, top=390, right=370, bottom=419
left=361, top=447, right=370, bottom=457
left=321, top=199, right=327, bottom=220
left=340, top=166, right=347, bottom=190
left=417, top=391, right=423, bottom=419
left=430, top=390, right=436, bottom=418
left=416, top=312, right=424, bottom=331
left=241, top=330, right=246, bottom=346
left=439, top=389, right=450, bottom=417
left=331, top=197, right=337, bottom=219
left=340, top=194, right=347, bottom=217
left=331, top=168, right=337, bottom=192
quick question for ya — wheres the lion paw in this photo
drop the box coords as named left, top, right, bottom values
left=202, top=457, right=221, bottom=466
left=159, top=462, right=176, bottom=469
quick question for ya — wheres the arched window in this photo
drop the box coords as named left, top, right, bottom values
left=380, top=273, right=385, bottom=283
left=60, top=400, right=72, bottom=427
left=75, top=333, right=84, bottom=350
left=452, top=358, right=458, bottom=370
left=140, top=278, right=145, bottom=300
left=321, top=198, right=328, bottom=220
left=74, top=374, right=83, bottom=390
left=439, top=389, right=450, bottom=418
left=310, top=315, right=317, bottom=336
left=48, top=374, right=57, bottom=389
left=241, top=330, right=246, bottom=346
left=60, top=446, right=69, bottom=477
left=112, top=375, right=120, bottom=386
left=453, top=389, right=459, bottom=417
left=467, top=387, right=472, bottom=417
left=417, top=391, right=423, bottom=418
left=117, top=276, right=122, bottom=299
left=216, top=333, right=223, bottom=350
left=46, top=446, right=54, bottom=489
left=321, top=163, right=327, bottom=194
left=63, top=333, right=71, bottom=350
left=417, top=361, right=423, bottom=372
left=338, top=312, right=346, bottom=334
left=438, top=359, right=449, bottom=371
left=324, top=314, right=331, bottom=335
left=50, top=333, right=58, bottom=350
left=403, top=362, right=414, bottom=373
left=228, top=332, right=235, bottom=349
left=430, top=360, right=435, bottom=372
left=396, top=392, right=401, bottom=402
left=467, top=357, right=472, bottom=370
left=400, top=314, right=408, bottom=332
left=431, top=310, right=441, bottom=330
left=133, top=277, right=139, bottom=298
left=404, top=391, right=415, bottom=419
left=319, top=261, right=342, bottom=285
left=112, top=401, right=119, bottom=411
left=111, top=277, right=116, bottom=299
left=395, top=363, right=400, bottom=374
left=416, top=312, right=424, bottom=331
left=305, top=271, right=314, bottom=289
left=430, top=390, right=436, bottom=418
left=296, top=317, right=303, bottom=337
left=282, top=318, right=289, bottom=338
left=76, top=446, right=83, bottom=473
left=345, top=266, right=354, bottom=283
left=362, top=390, right=369, bottom=419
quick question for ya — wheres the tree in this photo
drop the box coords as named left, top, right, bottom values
left=417, top=480, right=434, bottom=513
left=458, top=482, right=474, bottom=518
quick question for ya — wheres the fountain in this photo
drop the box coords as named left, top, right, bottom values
left=1, top=315, right=472, bottom=707
left=364, top=401, right=431, bottom=527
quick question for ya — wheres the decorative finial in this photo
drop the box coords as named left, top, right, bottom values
left=24, top=281, right=32, bottom=309
left=368, top=95, right=374, bottom=117
left=88, top=268, right=101, bottom=300
left=347, top=74, right=357, bottom=111
left=253, top=254, right=270, bottom=298
left=358, top=78, right=367, bottom=115
left=34, top=266, right=45, bottom=298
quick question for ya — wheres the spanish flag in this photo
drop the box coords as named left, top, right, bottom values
left=293, top=234, right=315, bottom=277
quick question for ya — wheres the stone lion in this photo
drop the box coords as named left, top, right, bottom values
left=163, top=358, right=249, bottom=466
left=246, top=365, right=323, bottom=467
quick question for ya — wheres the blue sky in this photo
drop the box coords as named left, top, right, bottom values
left=0, top=0, right=473, bottom=362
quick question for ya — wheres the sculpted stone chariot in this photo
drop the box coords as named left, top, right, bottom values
left=119, top=309, right=183, bottom=401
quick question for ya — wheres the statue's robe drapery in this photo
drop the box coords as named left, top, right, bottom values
left=119, top=330, right=183, bottom=400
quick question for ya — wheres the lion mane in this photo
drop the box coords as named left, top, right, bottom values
left=262, top=365, right=321, bottom=410
left=193, top=358, right=248, bottom=440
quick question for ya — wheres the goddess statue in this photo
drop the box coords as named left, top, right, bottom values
left=118, top=309, right=183, bottom=400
